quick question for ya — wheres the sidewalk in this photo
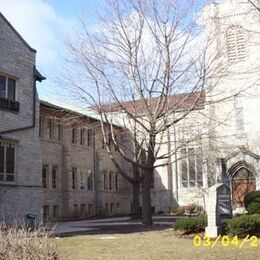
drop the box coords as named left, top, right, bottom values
left=53, top=215, right=184, bottom=237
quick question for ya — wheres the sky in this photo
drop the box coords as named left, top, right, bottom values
left=0, top=0, right=211, bottom=101
left=0, top=0, right=106, bottom=99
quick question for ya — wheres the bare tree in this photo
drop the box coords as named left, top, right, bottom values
left=248, top=0, right=260, bottom=12
left=63, top=0, right=224, bottom=225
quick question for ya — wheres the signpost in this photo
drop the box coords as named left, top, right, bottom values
left=205, top=183, right=232, bottom=238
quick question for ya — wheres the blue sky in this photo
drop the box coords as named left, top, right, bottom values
left=0, top=0, right=107, bottom=99
left=0, top=0, right=211, bottom=100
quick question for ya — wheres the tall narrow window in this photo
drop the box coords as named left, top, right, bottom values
left=54, top=121, right=62, bottom=141
left=188, top=152, right=196, bottom=187
left=87, top=170, right=93, bottom=190
left=109, top=171, right=113, bottom=190
left=8, top=78, right=16, bottom=100
left=80, top=128, right=85, bottom=145
left=72, top=167, right=77, bottom=190
left=110, top=203, right=114, bottom=214
left=0, top=75, right=16, bottom=100
left=53, top=205, right=59, bottom=219
left=46, top=118, right=53, bottom=139
left=42, top=165, right=48, bottom=189
left=234, top=95, right=245, bottom=134
left=180, top=148, right=203, bottom=188
left=39, top=116, right=44, bottom=138
left=87, top=129, right=92, bottom=146
left=0, top=76, right=6, bottom=99
left=226, top=26, right=246, bottom=64
left=52, top=166, right=58, bottom=189
left=80, top=170, right=85, bottom=190
left=72, top=127, right=76, bottom=144
left=0, top=140, right=15, bottom=182
left=103, top=170, right=107, bottom=190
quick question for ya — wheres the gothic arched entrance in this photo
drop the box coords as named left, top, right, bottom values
left=229, top=163, right=256, bottom=208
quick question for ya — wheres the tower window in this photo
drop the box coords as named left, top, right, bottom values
left=226, top=26, right=247, bottom=64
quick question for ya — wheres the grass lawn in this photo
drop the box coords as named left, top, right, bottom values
left=57, top=228, right=260, bottom=260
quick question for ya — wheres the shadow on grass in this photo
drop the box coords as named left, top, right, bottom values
left=55, top=223, right=172, bottom=237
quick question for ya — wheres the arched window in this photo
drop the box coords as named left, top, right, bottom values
left=226, top=26, right=247, bottom=64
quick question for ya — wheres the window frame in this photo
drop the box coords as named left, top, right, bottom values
left=80, top=128, right=85, bottom=145
left=79, top=169, right=85, bottom=190
left=0, top=75, right=16, bottom=101
left=72, top=167, right=77, bottom=190
left=42, top=164, right=49, bottom=189
left=72, top=127, right=77, bottom=144
left=180, top=148, right=203, bottom=188
left=52, top=165, right=58, bottom=189
left=0, top=140, right=16, bottom=182
left=87, top=170, right=93, bottom=190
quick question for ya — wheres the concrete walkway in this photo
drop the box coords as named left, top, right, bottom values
left=52, top=215, right=185, bottom=236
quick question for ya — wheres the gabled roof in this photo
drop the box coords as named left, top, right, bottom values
left=225, top=146, right=260, bottom=162
left=0, top=12, right=36, bottom=53
left=40, top=97, right=122, bottom=127
left=98, top=90, right=205, bottom=114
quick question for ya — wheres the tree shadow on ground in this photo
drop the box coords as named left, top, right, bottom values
left=55, top=223, right=172, bottom=237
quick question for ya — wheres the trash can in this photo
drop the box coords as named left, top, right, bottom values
left=26, top=213, right=37, bottom=229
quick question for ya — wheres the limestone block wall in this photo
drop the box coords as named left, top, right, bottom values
left=0, top=13, right=42, bottom=224
left=40, top=105, right=132, bottom=220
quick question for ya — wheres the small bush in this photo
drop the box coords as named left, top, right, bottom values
left=244, top=191, right=260, bottom=214
left=183, top=204, right=205, bottom=215
left=169, top=208, right=185, bottom=216
left=247, top=202, right=260, bottom=215
left=174, top=215, right=207, bottom=233
left=0, top=224, right=61, bottom=259
left=225, top=214, right=260, bottom=237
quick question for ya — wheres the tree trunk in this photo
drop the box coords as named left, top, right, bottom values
left=131, top=164, right=141, bottom=219
left=132, top=180, right=141, bottom=219
left=142, top=133, right=156, bottom=225
left=142, top=169, right=153, bottom=225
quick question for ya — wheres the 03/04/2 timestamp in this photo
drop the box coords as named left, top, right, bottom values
left=193, top=235, right=259, bottom=248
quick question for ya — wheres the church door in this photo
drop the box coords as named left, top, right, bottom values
left=232, top=168, right=256, bottom=208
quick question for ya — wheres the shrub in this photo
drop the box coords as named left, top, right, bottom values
left=225, top=214, right=260, bottom=237
left=244, top=191, right=260, bottom=214
left=183, top=204, right=205, bottom=215
left=174, top=215, right=207, bottom=233
left=169, top=208, right=185, bottom=216
left=247, top=202, right=260, bottom=215
left=0, top=224, right=61, bottom=259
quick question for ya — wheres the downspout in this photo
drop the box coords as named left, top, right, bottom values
left=0, top=66, right=45, bottom=135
